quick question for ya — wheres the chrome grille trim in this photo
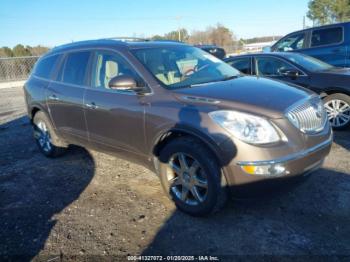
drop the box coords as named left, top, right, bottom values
left=286, top=96, right=327, bottom=134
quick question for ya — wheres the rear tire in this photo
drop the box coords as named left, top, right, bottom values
left=33, top=111, right=67, bottom=157
left=157, top=136, right=228, bottom=216
left=323, top=93, right=350, bottom=130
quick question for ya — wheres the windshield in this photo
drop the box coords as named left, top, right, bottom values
left=284, top=53, right=334, bottom=72
left=132, top=46, right=240, bottom=89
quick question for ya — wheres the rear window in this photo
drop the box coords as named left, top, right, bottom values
left=311, top=27, right=343, bottom=47
left=59, top=51, right=90, bottom=85
left=34, top=55, right=60, bottom=79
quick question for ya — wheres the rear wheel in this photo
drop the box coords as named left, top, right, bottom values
left=323, top=94, right=350, bottom=130
left=33, top=111, right=67, bottom=157
left=157, top=137, right=228, bottom=216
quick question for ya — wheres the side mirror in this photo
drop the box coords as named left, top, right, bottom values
left=280, top=69, right=299, bottom=79
left=108, top=75, right=142, bottom=92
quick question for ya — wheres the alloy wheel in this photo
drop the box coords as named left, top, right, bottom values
left=324, top=99, right=350, bottom=128
left=36, top=121, right=52, bottom=153
left=166, top=153, right=208, bottom=206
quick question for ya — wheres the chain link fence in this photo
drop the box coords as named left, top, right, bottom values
left=0, top=56, right=40, bottom=82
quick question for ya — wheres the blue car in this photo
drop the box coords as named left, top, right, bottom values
left=270, top=22, right=350, bottom=67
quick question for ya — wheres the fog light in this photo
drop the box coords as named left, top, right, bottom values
left=240, top=163, right=287, bottom=176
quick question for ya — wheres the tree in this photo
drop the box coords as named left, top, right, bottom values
left=164, top=28, right=189, bottom=42
left=307, top=0, right=350, bottom=25
left=0, top=47, right=14, bottom=57
left=12, top=44, right=31, bottom=57
left=26, top=45, right=49, bottom=56
left=151, top=34, right=166, bottom=40
left=188, top=24, right=237, bottom=52
left=208, top=23, right=236, bottom=48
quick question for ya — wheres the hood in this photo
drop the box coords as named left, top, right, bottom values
left=173, top=76, right=313, bottom=118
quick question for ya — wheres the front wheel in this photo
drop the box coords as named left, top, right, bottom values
left=157, top=137, right=228, bottom=216
left=323, top=93, right=350, bottom=130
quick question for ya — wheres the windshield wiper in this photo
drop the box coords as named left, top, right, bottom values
left=188, top=75, right=240, bottom=88
left=221, top=75, right=240, bottom=81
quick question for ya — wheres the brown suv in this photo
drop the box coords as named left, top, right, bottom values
left=24, top=40, right=332, bottom=216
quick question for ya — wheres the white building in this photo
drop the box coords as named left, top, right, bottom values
left=243, top=41, right=276, bottom=53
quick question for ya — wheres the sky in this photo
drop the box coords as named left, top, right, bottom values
left=0, top=0, right=311, bottom=48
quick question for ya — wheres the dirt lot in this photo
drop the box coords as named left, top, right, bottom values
left=0, top=86, right=349, bottom=261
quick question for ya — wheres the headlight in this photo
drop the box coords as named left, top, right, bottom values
left=209, top=110, right=280, bottom=144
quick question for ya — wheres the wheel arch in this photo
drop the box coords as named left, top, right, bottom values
left=320, top=88, right=350, bottom=98
left=152, top=125, right=229, bottom=167
left=29, top=104, right=48, bottom=123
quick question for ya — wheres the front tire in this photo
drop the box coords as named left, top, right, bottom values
left=323, top=93, right=350, bottom=130
left=157, top=137, right=228, bottom=216
left=33, top=111, right=67, bottom=157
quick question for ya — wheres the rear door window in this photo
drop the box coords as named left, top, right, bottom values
left=311, top=27, right=343, bottom=47
left=227, top=58, right=251, bottom=74
left=59, top=51, right=90, bottom=86
left=34, top=54, right=60, bottom=79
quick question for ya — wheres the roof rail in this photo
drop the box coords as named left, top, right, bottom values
left=102, top=37, right=150, bottom=42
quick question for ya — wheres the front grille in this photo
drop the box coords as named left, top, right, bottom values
left=286, top=96, right=327, bottom=134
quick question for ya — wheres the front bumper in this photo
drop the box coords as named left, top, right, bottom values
left=222, top=134, right=333, bottom=187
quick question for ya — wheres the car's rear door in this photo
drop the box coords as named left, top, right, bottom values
left=83, top=50, right=147, bottom=157
left=46, top=51, right=92, bottom=145
left=301, top=25, right=346, bottom=67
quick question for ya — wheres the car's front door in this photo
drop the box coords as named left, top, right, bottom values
left=272, top=32, right=307, bottom=52
left=254, top=56, right=310, bottom=87
left=46, top=51, right=91, bottom=145
left=84, top=50, right=147, bottom=156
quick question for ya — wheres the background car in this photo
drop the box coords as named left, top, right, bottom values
left=225, top=52, right=350, bottom=130
left=268, top=22, right=350, bottom=67
left=195, top=44, right=226, bottom=59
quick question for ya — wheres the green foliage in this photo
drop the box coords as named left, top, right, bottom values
left=12, top=44, right=31, bottom=57
left=0, top=47, right=14, bottom=57
left=0, top=45, right=49, bottom=58
left=307, top=0, right=350, bottom=25
left=26, top=45, right=50, bottom=56
left=163, top=28, right=189, bottom=42
left=151, top=35, right=166, bottom=40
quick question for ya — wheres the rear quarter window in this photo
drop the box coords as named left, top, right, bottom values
left=311, top=27, right=343, bottom=47
left=33, top=54, right=60, bottom=79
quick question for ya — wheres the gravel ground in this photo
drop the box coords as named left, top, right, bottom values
left=0, top=86, right=349, bottom=261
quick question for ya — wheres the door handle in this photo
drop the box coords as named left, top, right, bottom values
left=85, top=102, right=98, bottom=109
left=48, top=94, right=59, bottom=101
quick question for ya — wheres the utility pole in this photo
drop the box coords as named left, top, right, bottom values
left=175, top=16, right=183, bottom=41
left=303, top=16, right=306, bottom=29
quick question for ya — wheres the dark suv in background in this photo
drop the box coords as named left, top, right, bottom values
left=195, top=44, right=226, bottom=59
left=25, top=39, right=332, bottom=216
left=270, top=22, right=350, bottom=67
